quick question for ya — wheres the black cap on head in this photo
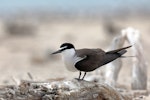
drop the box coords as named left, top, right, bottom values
left=51, top=43, right=75, bottom=55
left=60, top=43, right=75, bottom=49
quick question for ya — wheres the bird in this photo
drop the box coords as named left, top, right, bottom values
left=51, top=43, right=132, bottom=80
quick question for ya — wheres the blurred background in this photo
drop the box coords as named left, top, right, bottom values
left=0, top=0, right=149, bottom=88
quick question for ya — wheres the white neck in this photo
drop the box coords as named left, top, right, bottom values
left=61, top=48, right=82, bottom=72
left=61, top=48, right=76, bottom=58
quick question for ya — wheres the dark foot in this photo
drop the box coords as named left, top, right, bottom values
left=74, top=78, right=83, bottom=81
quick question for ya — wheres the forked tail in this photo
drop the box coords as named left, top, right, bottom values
left=100, top=45, right=132, bottom=66
left=106, top=45, right=132, bottom=56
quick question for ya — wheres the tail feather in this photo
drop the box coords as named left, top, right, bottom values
left=121, top=55, right=136, bottom=58
left=106, top=45, right=132, bottom=56
left=118, top=49, right=127, bottom=55
left=100, top=45, right=132, bottom=66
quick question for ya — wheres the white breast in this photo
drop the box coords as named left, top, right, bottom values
left=61, top=49, right=83, bottom=72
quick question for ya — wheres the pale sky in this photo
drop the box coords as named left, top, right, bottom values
left=0, top=0, right=149, bottom=13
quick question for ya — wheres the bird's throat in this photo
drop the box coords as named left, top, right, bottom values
left=61, top=49, right=81, bottom=72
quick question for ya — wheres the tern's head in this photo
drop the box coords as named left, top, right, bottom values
left=51, top=43, right=75, bottom=54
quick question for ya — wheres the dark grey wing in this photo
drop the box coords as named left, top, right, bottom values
left=75, top=49, right=106, bottom=72
left=75, top=46, right=131, bottom=72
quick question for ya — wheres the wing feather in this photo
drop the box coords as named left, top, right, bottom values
left=75, top=49, right=105, bottom=71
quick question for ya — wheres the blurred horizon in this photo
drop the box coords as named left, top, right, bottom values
left=0, top=0, right=150, bottom=17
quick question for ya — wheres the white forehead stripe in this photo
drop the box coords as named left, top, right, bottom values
left=60, top=46, right=67, bottom=49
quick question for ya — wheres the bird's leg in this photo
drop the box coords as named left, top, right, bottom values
left=82, top=72, right=86, bottom=80
left=78, top=71, right=81, bottom=79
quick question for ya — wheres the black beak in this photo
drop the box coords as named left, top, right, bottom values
left=51, top=49, right=61, bottom=54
